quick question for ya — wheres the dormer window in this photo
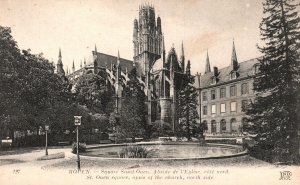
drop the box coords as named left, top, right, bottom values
left=211, top=77, right=217, bottom=85
left=254, top=64, right=260, bottom=74
left=230, top=71, right=238, bottom=80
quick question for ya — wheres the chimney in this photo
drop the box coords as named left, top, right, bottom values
left=213, top=66, right=218, bottom=77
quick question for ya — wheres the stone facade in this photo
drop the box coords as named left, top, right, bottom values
left=195, top=42, right=260, bottom=136
left=58, top=4, right=190, bottom=132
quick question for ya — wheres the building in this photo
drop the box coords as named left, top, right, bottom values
left=57, top=4, right=189, bottom=132
left=194, top=41, right=260, bottom=136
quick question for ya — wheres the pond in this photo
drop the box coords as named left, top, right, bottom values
left=82, top=143, right=244, bottom=159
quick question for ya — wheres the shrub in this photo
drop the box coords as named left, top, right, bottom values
left=118, top=145, right=154, bottom=158
left=100, top=132, right=109, bottom=140
left=71, top=142, right=86, bottom=154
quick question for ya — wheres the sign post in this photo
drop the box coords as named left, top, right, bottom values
left=45, top=125, right=49, bottom=156
left=74, top=116, right=82, bottom=170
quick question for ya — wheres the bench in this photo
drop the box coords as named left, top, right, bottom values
left=57, top=141, right=70, bottom=146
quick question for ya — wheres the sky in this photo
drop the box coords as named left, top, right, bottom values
left=0, top=0, right=264, bottom=75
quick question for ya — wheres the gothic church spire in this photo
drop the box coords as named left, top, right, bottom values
left=205, top=50, right=211, bottom=74
left=56, top=48, right=65, bottom=76
left=180, top=41, right=185, bottom=73
left=231, top=39, right=238, bottom=70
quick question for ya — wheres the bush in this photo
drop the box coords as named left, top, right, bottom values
left=100, top=132, right=109, bottom=140
left=118, top=145, right=154, bottom=158
left=71, top=142, right=86, bottom=154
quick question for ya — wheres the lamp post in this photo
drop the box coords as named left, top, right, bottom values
left=74, top=116, right=82, bottom=170
left=45, top=125, right=49, bottom=156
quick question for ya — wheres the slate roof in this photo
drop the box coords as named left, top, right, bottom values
left=194, top=58, right=259, bottom=89
left=93, top=51, right=134, bottom=72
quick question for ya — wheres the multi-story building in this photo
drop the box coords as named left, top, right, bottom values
left=195, top=42, right=260, bottom=136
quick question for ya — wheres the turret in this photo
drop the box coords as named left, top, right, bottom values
left=116, top=50, right=121, bottom=78
left=180, top=41, right=185, bottom=73
left=205, top=50, right=211, bottom=74
left=72, top=60, right=75, bottom=73
left=133, top=19, right=138, bottom=37
left=115, top=51, right=122, bottom=112
left=94, top=44, right=98, bottom=74
left=161, top=35, right=166, bottom=68
left=186, top=60, right=191, bottom=76
left=157, top=16, right=162, bottom=34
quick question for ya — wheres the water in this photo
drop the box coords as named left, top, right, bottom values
left=83, top=144, right=241, bottom=158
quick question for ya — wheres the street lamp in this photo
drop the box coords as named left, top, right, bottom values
left=74, top=116, right=82, bottom=170
left=45, top=125, right=49, bottom=156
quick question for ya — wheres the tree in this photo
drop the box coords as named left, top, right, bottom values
left=246, top=0, right=300, bottom=163
left=0, top=26, right=74, bottom=146
left=0, top=26, right=24, bottom=146
left=75, top=73, right=113, bottom=115
left=119, top=67, right=147, bottom=141
left=108, top=112, right=120, bottom=131
left=19, top=50, right=69, bottom=134
left=177, top=60, right=199, bottom=140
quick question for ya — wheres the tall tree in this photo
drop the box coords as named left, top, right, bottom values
left=177, top=60, right=199, bottom=140
left=75, top=72, right=113, bottom=115
left=0, top=26, right=23, bottom=144
left=0, top=26, right=74, bottom=146
left=120, top=67, right=147, bottom=141
left=246, top=0, right=300, bottom=163
left=19, top=50, right=68, bottom=134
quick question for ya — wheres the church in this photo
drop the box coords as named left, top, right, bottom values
left=56, top=4, right=190, bottom=132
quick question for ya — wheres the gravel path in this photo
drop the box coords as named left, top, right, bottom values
left=0, top=145, right=270, bottom=170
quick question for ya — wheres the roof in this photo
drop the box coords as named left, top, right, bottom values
left=93, top=51, right=133, bottom=72
left=194, top=58, right=259, bottom=89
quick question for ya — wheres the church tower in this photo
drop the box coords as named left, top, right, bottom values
left=133, top=4, right=163, bottom=125
left=133, top=4, right=162, bottom=76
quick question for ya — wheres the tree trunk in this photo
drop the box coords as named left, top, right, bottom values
left=186, top=106, right=191, bottom=141
left=0, top=128, right=2, bottom=149
left=9, top=128, right=14, bottom=148
left=36, top=126, right=40, bottom=146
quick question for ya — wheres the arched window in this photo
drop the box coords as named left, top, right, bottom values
left=211, top=120, right=217, bottom=134
left=220, top=119, right=226, bottom=133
